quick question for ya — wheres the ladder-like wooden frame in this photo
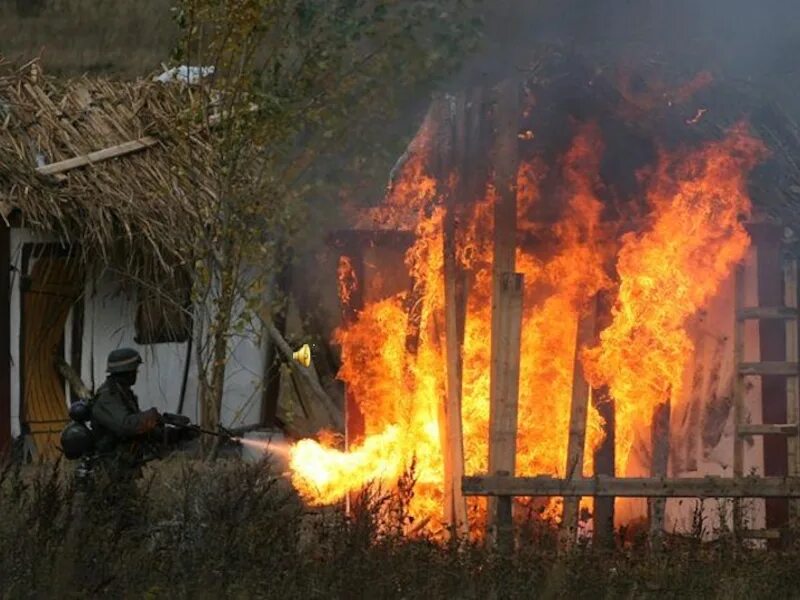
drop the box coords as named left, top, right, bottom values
left=733, top=235, right=800, bottom=539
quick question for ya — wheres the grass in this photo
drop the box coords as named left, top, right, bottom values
left=0, top=0, right=177, bottom=77
left=2, top=458, right=800, bottom=599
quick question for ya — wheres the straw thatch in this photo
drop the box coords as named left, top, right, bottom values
left=0, top=58, right=213, bottom=282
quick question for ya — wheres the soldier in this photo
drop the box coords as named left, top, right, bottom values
left=90, top=347, right=163, bottom=477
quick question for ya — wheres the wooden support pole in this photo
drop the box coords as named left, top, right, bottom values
left=462, top=475, right=800, bottom=498
left=648, top=400, right=671, bottom=549
left=487, top=79, right=521, bottom=542
left=442, top=201, right=469, bottom=534
left=261, top=253, right=293, bottom=428
left=438, top=92, right=470, bottom=536
left=0, top=222, right=9, bottom=455
left=733, top=262, right=746, bottom=532
left=560, top=297, right=598, bottom=545
left=488, top=274, right=524, bottom=547
left=784, top=254, right=799, bottom=522
left=592, top=292, right=616, bottom=547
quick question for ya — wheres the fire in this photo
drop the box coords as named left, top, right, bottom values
left=582, top=122, right=768, bottom=475
left=289, top=113, right=767, bottom=533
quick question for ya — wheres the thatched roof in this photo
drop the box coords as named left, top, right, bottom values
left=0, top=59, right=212, bottom=279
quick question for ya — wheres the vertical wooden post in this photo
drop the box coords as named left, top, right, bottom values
left=784, top=253, right=799, bottom=523
left=560, top=297, right=598, bottom=546
left=434, top=92, right=470, bottom=535
left=733, top=262, right=746, bottom=533
left=260, top=252, right=293, bottom=427
left=648, top=400, right=671, bottom=549
left=0, top=223, right=9, bottom=455
left=490, top=274, right=524, bottom=548
left=592, top=292, right=616, bottom=547
left=443, top=188, right=469, bottom=534
left=488, top=79, right=521, bottom=541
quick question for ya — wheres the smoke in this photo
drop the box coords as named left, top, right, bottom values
left=460, top=0, right=800, bottom=116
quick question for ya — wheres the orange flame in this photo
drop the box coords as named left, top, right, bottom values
left=583, top=122, right=768, bottom=475
left=289, top=119, right=767, bottom=533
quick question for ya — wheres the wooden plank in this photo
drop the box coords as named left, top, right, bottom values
left=0, top=223, right=9, bottom=455
left=462, top=475, right=800, bottom=498
left=487, top=273, right=524, bottom=546
left=648, top=401, right=671, bottom=548
left=733, top=263, right=746, bottom=531
left=738, top=307, right=798, bottom=320
left=441, top=95, right=468, bottom=535
left=36, top=136, right=159, bottom=176
left=738, top=424, right=799, bottom=436
left=740, top=529, right=782, bottom=540
left=560, top=298, right=598, bottom=545
left=490, top=79, right=519, bottom=277
left=739, top=362, right=799, bottom=376
left=784, top=256, right=799, bottom=522
left=487, top=79, right=520, bottom=541
left=592, top=293, right=616, bottom=547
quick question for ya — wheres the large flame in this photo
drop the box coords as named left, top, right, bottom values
left=289, top=119, right=766, bottom=533
left=582, top=122, right=768, bottom=474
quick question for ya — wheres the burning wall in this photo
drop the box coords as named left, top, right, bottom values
left=289, top=67, right=777, bottom=535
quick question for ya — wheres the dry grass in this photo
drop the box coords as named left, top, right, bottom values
left=0, top=0, right=177, bottom=77
left=2, top=458, right=800, bottom=599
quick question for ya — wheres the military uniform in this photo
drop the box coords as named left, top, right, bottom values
left=91, top=379, right=160, bottom=472
left=88, top=348, right=161, bottom=480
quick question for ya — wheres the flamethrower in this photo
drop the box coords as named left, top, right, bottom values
left=161, top=413, right=242, bottom=446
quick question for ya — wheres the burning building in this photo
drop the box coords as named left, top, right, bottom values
left=286, top=51, right=800, bottom=543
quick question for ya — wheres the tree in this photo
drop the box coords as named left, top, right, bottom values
left=167, top=0, right=481, bottom=452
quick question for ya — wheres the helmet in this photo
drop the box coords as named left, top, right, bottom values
left=68, top=400, right=92, bottom=424
left=106, top=348, right=142, bottom=374
left=60, top=422, right=95, bottom=460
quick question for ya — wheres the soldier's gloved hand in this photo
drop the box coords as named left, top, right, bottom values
left=138, top=407, right=162, bottom=433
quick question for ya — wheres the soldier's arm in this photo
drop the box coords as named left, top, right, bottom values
left=92, top=390, right=157, bottom=438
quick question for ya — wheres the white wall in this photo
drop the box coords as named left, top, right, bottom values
left=83, top=268, right=267, bottom=429
left=664, top=244, right=766, bottom=537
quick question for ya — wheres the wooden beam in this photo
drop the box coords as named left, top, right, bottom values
left=462, top=475, right=800, bottom=498
left=0, top=223, right=9, bottom=455
left=36, top=137, right=159, bottom=177
left=490, top=79, right=519, bottom=277
left=487, top=273, right=524, bottom=546
left=738, top=424, right=799, bottom=436
left=439, top=93, right=469, bottom=535
left=648, top=400, right=671, bottom=548
left=560, top=297, right=598, bottom=545
left=738, top=307, right=798, bottom=320
left=739, top=362, right=799, bottom=376
left=784, top=256, right=799, bottom=521
left=733, top=262, right=746, bottom=531
left=487, top=79, right=520, bottom=542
